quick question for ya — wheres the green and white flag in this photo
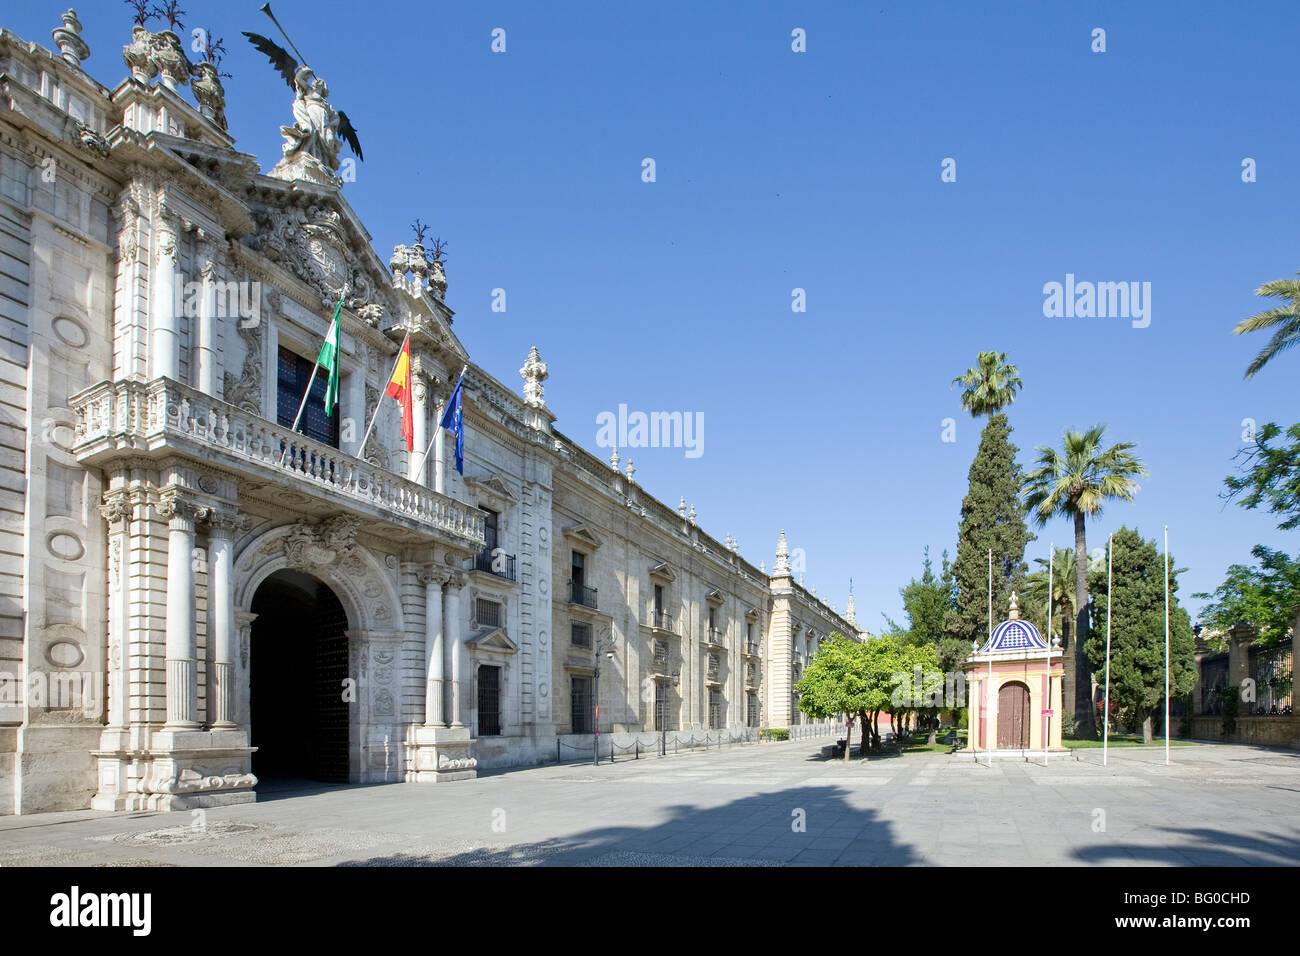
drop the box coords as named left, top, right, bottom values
left=317, top=299, right=342, bottom=416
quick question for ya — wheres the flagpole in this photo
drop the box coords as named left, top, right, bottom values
left=356, top=331, right=411, bottom=460
left=1045, top=544, right=1053, bottom=768
left=415, top=364, right=467, bottom=484
left=1103, top=534, right=1113, bottom=767
left=1164, top=525, right=1170, bottom=766
left=985, top=547, right=992, bottom=766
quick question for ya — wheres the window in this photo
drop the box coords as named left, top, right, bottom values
left=654, top=682, right=673, bottom=731
left=571, top=551, right=585, bottom=589
left=571, top=676, right=591, bottom=733
left=653, top=639, right=668, bottom=668
left=477, top=665, right=501, bottom=736
left=571, top=621, right=591, bottom=648
left=746, top=622, right=757, bottom=655
left=483, top=509, right=499, bottom=552
left=277, top=345, right=339, bottom=447
left=709, top=689, right=723, bottom=729
left=747, top=693, right=760, bottom=728
left=707, top=652, right=720, bottom=680
left=475, top=598, right=501, bottom=628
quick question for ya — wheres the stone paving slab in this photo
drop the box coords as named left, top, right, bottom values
left=1, top=740, right=1298, bottom=866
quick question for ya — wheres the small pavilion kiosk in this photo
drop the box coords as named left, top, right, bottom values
left=963, top=593, right=1065, bottom=755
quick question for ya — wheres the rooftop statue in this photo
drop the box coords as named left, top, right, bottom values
left=243, top=30, right=363, bottom=186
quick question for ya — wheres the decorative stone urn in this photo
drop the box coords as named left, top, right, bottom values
left=123, top=25, right=157, bottom=84
left=150, top=30, right=191, bottom=90
left=191, top=61, right=227, bottom=130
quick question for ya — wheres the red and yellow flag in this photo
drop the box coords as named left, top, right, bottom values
left=385, top=336, right=415, bottom=451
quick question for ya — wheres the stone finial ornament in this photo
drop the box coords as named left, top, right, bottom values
left=123, top=25, right=158, bottom=83
left=625, top=460, right=635, bottom=482
left=1008, top=591, right=1021, bottom=620
left=688, top=504, right=696, bottom=525
left=191, top=61, right=228, bottom=130
left=678, top=496, right=687, bottom=518
left=52, top=10, right=90, bottom=67
left=520, top=346, right=548, bottom=407
left=609, top=447, right=619, bottom=471
left=774, top=529, right=791, bottom=574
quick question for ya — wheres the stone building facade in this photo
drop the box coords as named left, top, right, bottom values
left=0, top=12, right=863, bottom=814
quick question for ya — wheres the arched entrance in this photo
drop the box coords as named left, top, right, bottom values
left=997, top=681, right=1030, bottom=749
left=250, top=569, right=351, bottom=782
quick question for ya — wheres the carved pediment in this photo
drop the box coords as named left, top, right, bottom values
left=562, top=522, right=603, bottom=551
left=248, top=201, right=387, bottom=324
left=468, top=626, right=519, bottom=655
left=465, top=473, right=517, bottom=508
left=705, top=587, right=725, bottom=606
left=649, top=561, right=676, bottom=583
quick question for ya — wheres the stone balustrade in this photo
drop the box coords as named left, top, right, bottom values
left=71, top=376, right=485, bottom=547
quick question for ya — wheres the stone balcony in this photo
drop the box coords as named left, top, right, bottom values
left=70, top=376, right=486, bottom=549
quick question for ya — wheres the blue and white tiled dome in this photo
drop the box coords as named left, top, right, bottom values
left=979, top=592, right=1049, bottom=653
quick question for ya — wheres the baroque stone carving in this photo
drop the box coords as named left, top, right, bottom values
left=249, top=205, right=381, bottom=315
left=222, top=316, right=262, bottom=414
left=191, top=61, right=228, bottom=131
left=283, top=515, right=360, bottom=569
left=146, top=768, right=257, bottom=795
left=520, top=346, right=548, bottom=407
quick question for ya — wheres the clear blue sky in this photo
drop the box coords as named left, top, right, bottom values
left=19, top=0, right=1296, bottom=628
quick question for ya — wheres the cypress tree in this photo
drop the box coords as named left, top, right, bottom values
left=946, top=412, right=1035, bottom=648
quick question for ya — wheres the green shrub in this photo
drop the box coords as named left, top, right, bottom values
left=762, top=727, right=790, bottom=741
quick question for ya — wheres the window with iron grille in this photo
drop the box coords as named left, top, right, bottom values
left=571, top=621, right=591, bottom=648
left=277, top=346, right=339, bottom=447
left=477, top=665, right=501, bottom=736
left=475, top=598, right=501, bottom=628
left=571, top=676, right=591, bottom=733
left=654, top=682, right=673, bottom=731
left=707, top=652, right=720, bottom=679
left=747, top=693, right=759, bottom=727
left=746, top=663, right=757, bottom=685
left=709, top=689, right=723, bottom=729
left=653, top=638, right=668, bottom=667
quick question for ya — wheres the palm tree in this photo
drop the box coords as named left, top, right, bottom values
left=1234, top=272, right=1300, bottom=378
left=1022, top=426, right=1147, bottom=740
left=1022, top=546, right=1077, bottom=647
left=952, top=351, right=1023, bottom=418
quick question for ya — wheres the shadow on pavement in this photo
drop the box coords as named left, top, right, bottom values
left=338, top=784, right=917, bottom=867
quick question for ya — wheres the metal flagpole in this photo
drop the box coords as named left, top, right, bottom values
left=1045, top=544, right=1053, bottom=767
left=279, top=290, right=345, bottom=466
left=414, top=365, right=467, bottom=483
left=356, top=331, right=411, bottom=460
left=985, top=547, right=993, bottom=766
left=1165, top=525, right=1170, bottom=766
left=1103, top=534, right=1113, bottom=767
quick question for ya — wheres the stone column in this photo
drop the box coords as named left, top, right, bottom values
left=100, top=490, right=132, bottom=729
left=208, top=510, right=242, bottom=729
left=1228, top=624, right=1253, bottom=708
left=195, top=250, right=218, bottom=396
left=150, top=215, right=180, bottom=381
left=409, top=367, right=429, bottom=485
left=421, top=565, right=449, bottom=726
left=444, top=570, right=465, bottom=727
left=433, top=398, right=446, bottom=494
left=158, top=491, right=206, bottom=729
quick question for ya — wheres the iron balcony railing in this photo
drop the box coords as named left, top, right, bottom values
left=649, top=609, right=674, bottom=632
left=474, top=547, right=517, bottom=581
left=569, top=580, right=598, bottom=609
left=704, top=627, right=726, bottom=647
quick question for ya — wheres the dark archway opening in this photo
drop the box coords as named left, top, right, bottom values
left=250, top=569, right=350, bottom=782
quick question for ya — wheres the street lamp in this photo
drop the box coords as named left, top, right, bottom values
left=592, top=627, right=615, bottom=766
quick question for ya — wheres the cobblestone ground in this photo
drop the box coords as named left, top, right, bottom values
left=2, top=739, right=1298, bottom=866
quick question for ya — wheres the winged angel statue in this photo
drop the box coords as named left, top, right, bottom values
left=243, top=32, right=363, bottom=184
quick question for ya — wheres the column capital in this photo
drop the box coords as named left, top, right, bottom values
left=445, top=569, right=467, bottom=590
left=155, top=490, right=210, bottom=529
left=206, top=508, right=246, bottom=539
left=418, top=564, right=453, bottom=588
left=99, top=490, right=133, bottom=527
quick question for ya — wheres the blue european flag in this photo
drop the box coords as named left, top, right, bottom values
left=439, top=369, right=466, bottom=475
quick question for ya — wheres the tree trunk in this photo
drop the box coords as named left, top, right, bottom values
left=843, top=720, right=852, bottom=761
left=1073, top=510, right=1097, bottom=739
left=1141, top=710, right=1153, bottom=744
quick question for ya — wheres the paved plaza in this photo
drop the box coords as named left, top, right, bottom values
left=2, top=738, right=1298, bottom=866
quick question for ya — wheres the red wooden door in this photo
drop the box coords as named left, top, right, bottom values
left=997, top=682, right=1030, bottom=749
